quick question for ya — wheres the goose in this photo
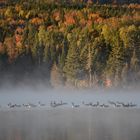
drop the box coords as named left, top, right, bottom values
left=10, top=104, right=16, bottom=108
left=92, top=101, right=99, bottom=107
left=7, top=103, right=16, bottom=108
left=23, top=104, right=31, bottom=108
left=129, top=102, right=137, bottom=107
left=15, top=104, right=21, bottom=108
left=100, top=104, right=105, bottom=108
left=116, top=102, right=129, bottom=108
left=71, top=102, right=80, bottom=108
left=29, top=103, right=37, bottom=108
left=122, top=103, right=130, bottom=108
left=82, top=101, right=91, bottom=106
left=50, top=101, right=57, bottom=108
left=108, top=101, right=119, bottom=107
left=100, top=104, right=109, bottom=108
left=50, top=101, right=67, bottom=108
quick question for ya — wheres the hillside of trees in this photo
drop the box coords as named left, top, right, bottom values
left=0, top=1, right=140, bottom=88
left=0, top=0, right=140, bottom=5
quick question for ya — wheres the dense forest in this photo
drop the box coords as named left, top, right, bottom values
left=0, top=0, right=140, bottom=88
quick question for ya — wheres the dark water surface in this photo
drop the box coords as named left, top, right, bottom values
left=0, top=108, right=140, bottom=140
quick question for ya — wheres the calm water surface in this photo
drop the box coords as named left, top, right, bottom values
left=0, top=108, right=140, bottom=140
left=0, top=88, right=140, bottom=140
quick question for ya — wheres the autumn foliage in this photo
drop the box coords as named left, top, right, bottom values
left=0, top=1, right=140, bottom=88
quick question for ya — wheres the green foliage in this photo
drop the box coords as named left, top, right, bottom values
left=4, top=7, right=14, bottom=18
left=63, top=44, right=83, bottom=81
left=58, top=38, right=69, bottom=69
left=92, top=36, right=110, bottom=77
left=106, top=38, right=125, bottom=86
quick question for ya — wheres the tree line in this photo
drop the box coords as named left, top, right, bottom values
left=0, top=1, right=140, bottom=88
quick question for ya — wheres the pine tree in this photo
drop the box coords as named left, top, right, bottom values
left=86, top=44, right=92, bottom=87
left=63, top=45, right=83, bottom=86
left=59, top=40, right=68, bottom=69
left=26, top=24, right=37, bottom=47
left=38, top=25, right=46, bottom=45
left=106, top=41, right=125, bottom=86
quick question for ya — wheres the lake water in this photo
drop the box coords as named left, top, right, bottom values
left=0, top=108, right=140, bottom=140
left=0, top=88, right=140, bottom=140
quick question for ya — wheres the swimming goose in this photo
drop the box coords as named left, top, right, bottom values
left=71, top=102, right=80, bottom=108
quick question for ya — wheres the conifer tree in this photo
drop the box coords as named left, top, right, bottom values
left=59, top=38, right=68, bottom=69
left=63, top=44, right=83, bottom=86
left=106, top=36, right=125, bottom=86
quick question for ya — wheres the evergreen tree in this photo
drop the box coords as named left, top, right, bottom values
left=59, top=38, right=69, bottom=69
left=106, top=36, right=125, bottom=86
left=92, top=37, right=110, bottom=77
left=26, top=24, right=37, bottom=47
left=86, top=44, right=92, bottom=87
left=63, top=44, right=83, bottom=86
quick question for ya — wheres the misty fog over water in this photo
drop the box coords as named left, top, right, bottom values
left=0, top=87, right=140, bottom=108
left=0, top=87, right=140, bottom=140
